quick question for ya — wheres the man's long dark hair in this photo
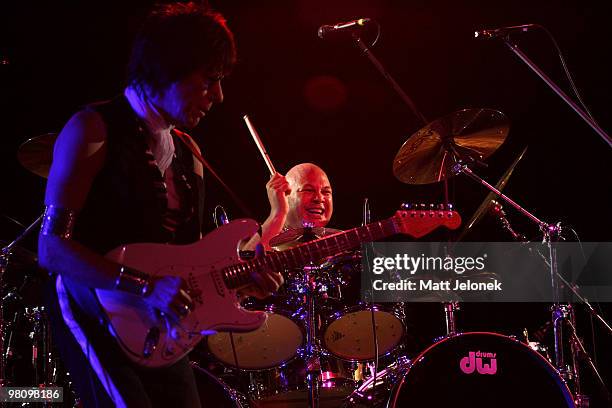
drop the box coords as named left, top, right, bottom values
left=127, top=2, right=236, bottom=95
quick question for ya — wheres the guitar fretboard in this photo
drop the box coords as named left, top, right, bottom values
left=222, top=217, right=400, bottom=289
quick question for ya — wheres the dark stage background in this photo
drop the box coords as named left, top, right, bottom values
left=1, top=0, right=611, bottom=405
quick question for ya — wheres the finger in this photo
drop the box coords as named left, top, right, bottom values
left=249, top=272, right=274, bottom=296
left=269, top=180, right=288, bottom=190
left=178, top=288, right=193, bottom=307
left=161, top=307, right=181, bottom=323
left=171, top=301, right=191, bottom=319
left=260, top=268, right=283, bottom=288
left=270, top=271, right=284, bottom=287
left=265, top=272, right=283, bottom=291
left=257, top=271, right=279, bottom=293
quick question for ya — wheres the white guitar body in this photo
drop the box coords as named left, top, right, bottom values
left=96, top=219, right=266, bottom=368
left=95, top=207, right=462, bottom=368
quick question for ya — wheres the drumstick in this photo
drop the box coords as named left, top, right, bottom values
left=243, top=114, right=276, bottom=176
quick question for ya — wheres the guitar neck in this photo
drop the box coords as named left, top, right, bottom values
left=221, top=218, right=398, bottom=289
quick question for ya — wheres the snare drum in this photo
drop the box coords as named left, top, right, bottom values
left=207, top=305, right=303, bottom=369
left=345, top=332, right=576, bottom=407
left=319, top=251, right=407, bottom=361
left=207, top=260, right=313, bottom=369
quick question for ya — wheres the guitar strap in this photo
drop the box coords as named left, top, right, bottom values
left=173, top=128, right=253, bottom=218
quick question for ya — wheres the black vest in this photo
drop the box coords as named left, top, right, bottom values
left=64, top=95, right=205, bottom=317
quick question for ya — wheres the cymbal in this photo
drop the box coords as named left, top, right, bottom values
left=17, top=133, right=58, bottom=178
left=270, top=227, right=341, bottom=251
left=456, top=146, right=527, bottom=241
left=393, top=109, right=509, bottom=185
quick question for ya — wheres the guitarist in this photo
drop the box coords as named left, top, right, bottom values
left=38, top=3, right=282, bottom=407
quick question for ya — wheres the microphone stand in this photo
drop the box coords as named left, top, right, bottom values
left=350, top=32, right=452, bottom=208
left=502, top=37, right=612, bottom=148
left=351, top=33, right=428, bottom=126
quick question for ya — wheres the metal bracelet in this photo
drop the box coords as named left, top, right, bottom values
left=115, top=265, right=151, bottom=296
left=40, top=205, right=77, bottom=239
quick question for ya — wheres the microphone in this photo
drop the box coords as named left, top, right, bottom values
left=318, top=18, right=372, bottom=39
left=474, top=24, right=535, bottom=40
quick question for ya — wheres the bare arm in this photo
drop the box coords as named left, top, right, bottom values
left=38, top=109, right=120, bottom=289
left=243, top=172, right=290, bottom=251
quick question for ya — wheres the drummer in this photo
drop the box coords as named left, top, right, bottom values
left=259, top=162, right=333, bottom=250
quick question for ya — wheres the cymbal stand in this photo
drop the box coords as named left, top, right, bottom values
left=302, top=263, right=321, bottom=408
left=452, top=162, right=611, bottom=406
left=494, top=199, right=610, bottom=405
left=1, top=213, right=43, bottom=386
left=534, top=248, right=611, bottom=405
left=444, top=302, right=460, bottom=336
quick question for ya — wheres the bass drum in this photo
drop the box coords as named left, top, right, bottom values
left=346, top=332, right=575, bottom=407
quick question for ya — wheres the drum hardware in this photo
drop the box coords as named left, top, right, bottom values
left=448, top=163, right=612, bottom=405
left=191, top=361, right=249, bottom=408
left=342, top=355, right=410, bottom=408
left=443, top=301, right=460, bottom=336
left=1, top=214, right=44, bottom=386
left=303, top=258, right=322, bottom=408
left=489, top=200, right=527, bottom=241
left=358, top=195, right=382, bottom=406
left=456, top=146, right=528, bottom=242
left=0, top=213, right=76, bottom=405
left=392, top=110, right=609, bottom=405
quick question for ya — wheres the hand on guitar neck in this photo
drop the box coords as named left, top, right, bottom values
left=235, top=243, right=284, bottom=299
left=146, top=243, right=283, bottom=322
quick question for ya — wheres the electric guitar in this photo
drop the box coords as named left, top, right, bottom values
left=97, top=205, right=461, bottom=367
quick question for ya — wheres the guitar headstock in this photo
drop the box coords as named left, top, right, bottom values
left=393, top=203, right=461, bottom=238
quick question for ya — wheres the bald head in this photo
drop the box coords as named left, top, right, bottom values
left=284, top=163, right=333, bottom=229
left=286, top=163, right=328, bottom=188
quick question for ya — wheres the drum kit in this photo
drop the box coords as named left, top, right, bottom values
left=2, top=100, right=610, bottom=407
left=191, top=107, right=607, bottom=408
left=0, top=236, right=78, bottom=406
left=2, top=23, right=611, bottom=408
